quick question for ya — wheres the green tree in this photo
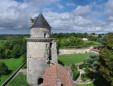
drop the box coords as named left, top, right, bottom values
left=0, top=40, right=13, bottom=59
left=0, top=62, right=10, bottom=75
left=11, top=45, right=21, bottom=58
left=0, top=36, right=27, bottom=59
left=98, top=33, right=113, bottom=86
left=4, top=49, right=11, bottom=59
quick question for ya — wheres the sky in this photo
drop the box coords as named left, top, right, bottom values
left=0, top=0, right=113, bottom=34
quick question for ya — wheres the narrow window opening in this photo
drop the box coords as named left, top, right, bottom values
left=48, top=43, right=52, bottom=60
left=44, top=33, right=46, bottom=38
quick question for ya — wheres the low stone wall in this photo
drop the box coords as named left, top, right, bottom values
left=59, top=47, right=93, bottom=55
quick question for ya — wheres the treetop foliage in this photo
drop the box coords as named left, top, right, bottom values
left=0, top=36, right=27, bottom=59
left=99, top=33, right=113, bottom=86
left=0, top=61, right=10, bottom=75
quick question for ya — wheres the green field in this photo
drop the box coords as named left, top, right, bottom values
left=8, top=72, right=31, bottom=86
left=0, top=57, right=23, bottom=85
left=76, top=83, right=95, bottom=86
left=58, top=53, right=90, bottom=65
left=84, top=41, right=101, bottom=47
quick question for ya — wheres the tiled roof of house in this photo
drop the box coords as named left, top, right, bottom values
left=43, top=64, right=73, bottom=86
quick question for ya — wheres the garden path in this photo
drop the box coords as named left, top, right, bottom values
left=73, top=63, right=92, bottom=85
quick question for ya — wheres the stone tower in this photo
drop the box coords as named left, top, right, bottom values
left=27, top=13, right=57, bottom=86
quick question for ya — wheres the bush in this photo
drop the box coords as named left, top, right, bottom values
left=71, top=64, right=77, bottom=71
left=56, top=36, right=85, bottom=48
left=81, top=74, right=89, bottom=81
left=0, top=62, right=11, bottom=75
left=79, top=64, right=89, bottom=69
left=58, top=60, right=64, bottom=66
left=73, top=69, right=80, bottom=80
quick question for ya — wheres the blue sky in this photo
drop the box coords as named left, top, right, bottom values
left=0, top=0, right=113, bottom=34
left=42, top=0, right=107, bottom=13
left=46, top=0, right=108, bottom=19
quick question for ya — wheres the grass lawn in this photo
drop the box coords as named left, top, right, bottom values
left=84, top=41, right=101, bottom=47
left=76, top=83, right=95, bottom=86
left=0, top=57, right=23, bottom=85
left=8, top=72, right=31, bottom=86
left=58, top=53, right=90, bottom=65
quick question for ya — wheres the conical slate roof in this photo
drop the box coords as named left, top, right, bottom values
left=32, top=13, right=51, bottom=28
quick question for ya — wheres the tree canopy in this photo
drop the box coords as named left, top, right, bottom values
left=99, top=33, right=113, bottom=86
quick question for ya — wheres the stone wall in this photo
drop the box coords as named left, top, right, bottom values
left=27, top=40, right=50, bottom=85
left=27, top=38, right=58, bottom=86
left=31, top=28, right=50, bottom=38
left=27, top=58, right=49, bottom=85
left=51, top=40, right=58, bottom=64
left=59, top=47, right=93, bottom=55
left=27, top=41, right=49, bottom=58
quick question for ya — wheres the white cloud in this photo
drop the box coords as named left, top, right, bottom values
left=0, top=0, right=113, bottom=34
left=0, top=0, right=59, bottom=34
left=105, top=0, right=113, bottom=16
left=43, top=0, right=113, bottom=33
left=72, top=5, right=90, bottom=16
left=44, top=6, right=113, bottom=33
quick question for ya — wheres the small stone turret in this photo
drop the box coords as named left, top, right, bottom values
left=27, top=13, right=57, bottom=86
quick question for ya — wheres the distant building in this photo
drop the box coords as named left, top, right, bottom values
left=91, top=48, right=100, bottom=54
left=82, top=38, right=88, bottom=41
left=90, top=33, right=98, bottom=37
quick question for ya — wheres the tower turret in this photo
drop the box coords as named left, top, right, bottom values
left=31, top=13, right=51, bottom=38
left=27, top=13, right=57, bottom=86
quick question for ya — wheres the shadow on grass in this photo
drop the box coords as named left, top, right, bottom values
left=87, top=72, right=110, bottom=86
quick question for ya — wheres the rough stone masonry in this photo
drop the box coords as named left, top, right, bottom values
left=27, top=13, right=57, bottom=86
